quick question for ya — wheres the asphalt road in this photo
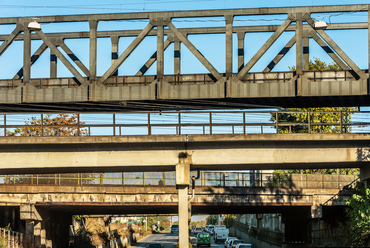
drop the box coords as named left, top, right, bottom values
left=131, top=232, right=225, bottom=248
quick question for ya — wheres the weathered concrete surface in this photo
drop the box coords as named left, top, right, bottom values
left=0, top=185, right=351, bottom=214
left=0, top=133, right=369, bottom=174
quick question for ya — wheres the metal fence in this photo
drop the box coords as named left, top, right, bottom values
left=0, top=172, right=358, bottom=189
left=0, top=110, right=369, bottom=137
left=0, top=228, right=23, bottom=248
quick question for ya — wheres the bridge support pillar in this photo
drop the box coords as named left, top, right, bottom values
left=360, top=164, right=370, bottom=188
left=176, top=152, right=191, bottom=248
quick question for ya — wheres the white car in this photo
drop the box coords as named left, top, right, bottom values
left=236, top=244, right=252, bottom=248
left=193, top=227, right=203, bottom=234
left=229, top=239, right=245, bottom=248
left=224, top=237, right=237, bottom=248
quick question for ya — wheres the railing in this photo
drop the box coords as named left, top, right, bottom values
left=0, top=172, right=358, bottom=189
left=0, top=110, right=369, bottom=137
left=0, top=228, right=23, bottom=248
left=232, top=220, right=283, bottom=246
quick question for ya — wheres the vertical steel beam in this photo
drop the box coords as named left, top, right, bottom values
left=174, top=39, right=181, bottom=75
left=225, top=15, right=234, bottom=78
left=236, top=17, right=292, bottom=79
left=23, top=24, right=31, bottom=83
left=111, top=36, right=119, bottom=76
left=50, top=39, right=57, bottom=78
left=167, top=22, right=222, bottom=81
left=157, top=25, right=164, bottom=80
left=100, top=22, right=154, bottom=84
left=303, top=32, right=310, bottom=71
left=237, top=32, right=245, bottom=73
left=296, top=14, right=303, bottom=75
left=89, top=20, right=98, bottom=81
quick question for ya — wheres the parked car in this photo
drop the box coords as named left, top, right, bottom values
left=171, top=225, right=179, bottom=233
left=197, top=232, right=211, bottom=247
left=236, top=244, right=252, bottom=248
left=147, top=243, right=164, bottom=248
left=229, top=239, right=245, bottom=248
left=224, top=237, right=238, bottom=248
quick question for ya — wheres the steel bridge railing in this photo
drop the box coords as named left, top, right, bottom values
left=0, top=172, right=358, bottom=189
left=0, top=110, right=369, bottom=137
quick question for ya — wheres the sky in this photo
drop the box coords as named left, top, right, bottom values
left=0, top=0, right=369, bottom=79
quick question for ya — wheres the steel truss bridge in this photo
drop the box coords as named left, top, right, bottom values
left=0, top=5, right=370, bottom=112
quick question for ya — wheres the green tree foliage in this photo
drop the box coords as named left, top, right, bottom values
left=345, top=181, right=370, bottom=246
left=223, top=215, right=236, bottom=229
left=206, top=215, right=218, bottom=225
left=272, top=58, right=359, bottom=175
left=8, top=113, right=88, bottom=136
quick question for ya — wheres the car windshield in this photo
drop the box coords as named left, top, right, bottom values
left=234, top=241, right=244, bottom=244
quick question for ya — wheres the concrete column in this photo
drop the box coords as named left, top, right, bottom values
left=34, top=222, right=42, bottom=248
left=111, top=36, right=119, bottom=76
left=237, top=32, right=245, bottom=73
left=174, top=39, right=181, bottom=75
left=176, top=152, right=191, bottom=248
left=89, top=20, right=98, bottom=81
left=295, top=14, right=303, bottom=75
left=225, top=15, right=234, bottom=78
left=23, top=24, right=31, bottom=83
left=303, top=32, right=309, bottom=71
left=157, top=25, right=164, bottom=80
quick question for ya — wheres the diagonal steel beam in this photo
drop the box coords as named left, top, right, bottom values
left=263, top=35, right=296, bottom=73
left=309, top=30, right=349, bottom=70
left=306, top=16, right=366, bottom=79
left=60, top=41, right=90, bottom=77
left=236, top=18, right=292, bottom=79
left=0, top=24, right=23, bottom=57
left=167, top=22, right=222, bottom=81
left=99, top=23, right=154, bottom=85
left=35, top=30, right=85, bottom=85
left=13, top=42, right=48, bottom=80
left=136, top=38, right=172, bottom=76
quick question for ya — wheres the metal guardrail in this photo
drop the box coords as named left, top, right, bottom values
left=0, top=110, right=369, bottom=137
left=0, top=172, right=358, bottom=189
left=0, top=228, right=23, bottom=248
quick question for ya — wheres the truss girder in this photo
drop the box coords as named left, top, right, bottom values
left=0, top=4, right=368, bottom=110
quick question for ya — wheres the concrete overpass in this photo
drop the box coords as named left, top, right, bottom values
left=0, top=5, right=370, bottom=111
left=0, top=133, right=368, bottom=175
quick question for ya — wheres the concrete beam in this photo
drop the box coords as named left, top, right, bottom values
left=0, top=134, right=368, bottom=174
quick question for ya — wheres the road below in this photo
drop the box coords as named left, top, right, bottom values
left=132, top=232, right=229, bottom=248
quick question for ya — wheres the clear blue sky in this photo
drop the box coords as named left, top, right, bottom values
left=0, top=0, right=369, bottom=79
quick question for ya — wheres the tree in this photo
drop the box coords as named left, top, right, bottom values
left=345, top=181, right=370, bottom=246
left=223, top=215, right=236, bottom=229
left=8, top=113, right=88, bottom=136
left=206, top=215, right=217, bottom=225
left=271, top=58, right=359, bottom=175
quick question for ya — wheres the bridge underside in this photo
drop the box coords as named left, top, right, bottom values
left=1, top=95, right=370, bottom=112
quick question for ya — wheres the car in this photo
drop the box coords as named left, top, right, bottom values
left=147, top=243, right=164, bottom=248
left=171, top=224, right=179, bottom=233
left=224, top=237, right=237, bottom=248
left=229, top=239, right=245, bottom=248
left=236, top=244, right=252, bottom=248
left=197, top=232, right=211, bottom=247
left=193, top=227, right=203, bottom=234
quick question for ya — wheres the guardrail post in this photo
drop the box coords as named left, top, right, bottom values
left=209, top=112, right=212, bottom=135
left=148, top=113, right=151, bottom=135
left=113, top=113, right=116, bottom=136
left=41, top=113, right=44, bottom=137
left=308, top=111, right=311, bottom=134
left=243, top=112, right=246, bottom=134
left=3, top=113, right=6, bottom=137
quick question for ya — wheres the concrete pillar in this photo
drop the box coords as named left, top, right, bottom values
left=34, top=222, right=42, bottom=248
left=237, top=32, right=245, bottom=73
left=174, top=39, right=181, bottom=75
left=111, top=36, right=119, bottom=76
left=176, top=152, right=191, bottom=248
left=89, top=20, right=98, bottom=81
left=225, top=15, right=233, bottom=78
left=157, top=24, right=165, bottom=81
left=23, top=23, right=31, bottom=83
